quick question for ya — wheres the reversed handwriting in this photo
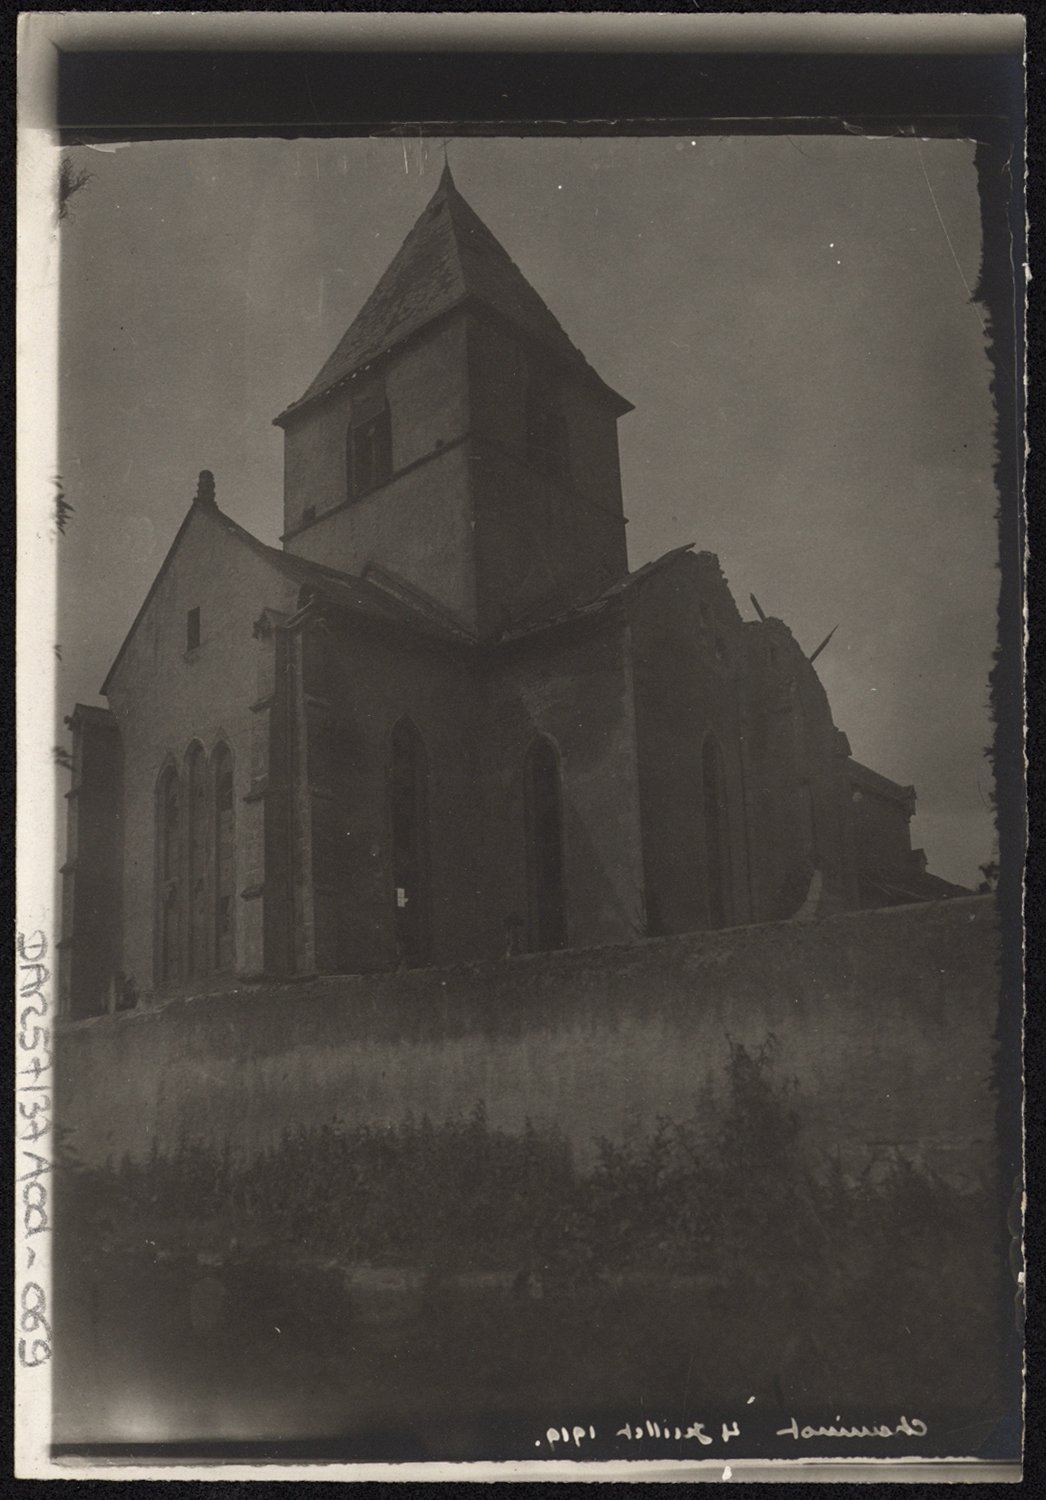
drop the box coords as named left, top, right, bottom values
left=545, top=1425, right=596, bottom=1450
left=777, top=1416, right=928, bottom=1440
left=615, top=1420, right=714, bottom=1444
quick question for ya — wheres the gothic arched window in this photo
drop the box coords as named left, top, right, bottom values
left=213, top=744, right=235, bottom=972
left=186, top=743, right=210, bottom=978
left=524, top=736, right=567, bottom=952
left=389, top=717, right=431, bottom=967
left=157, top=765, right=181, bottom=984
left=702, top=735, right=733, bottom=930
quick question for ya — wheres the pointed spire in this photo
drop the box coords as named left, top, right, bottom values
left=275, top=168, right=632, bottom=424
left=437, top=156, right=455, bottom=194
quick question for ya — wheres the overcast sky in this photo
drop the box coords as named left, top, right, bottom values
left=56, top=133, right=998, bottom=887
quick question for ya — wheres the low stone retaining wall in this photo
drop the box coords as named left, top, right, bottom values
left=57, top=896, right=1001, bottom=1186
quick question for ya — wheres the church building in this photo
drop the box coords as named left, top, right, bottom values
left=59, top=166, right=966, bottom=1018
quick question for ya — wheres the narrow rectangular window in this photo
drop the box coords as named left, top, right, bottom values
left=186, top=607, right=201, bottom=652
left=348, top=401, right=392, bottom=500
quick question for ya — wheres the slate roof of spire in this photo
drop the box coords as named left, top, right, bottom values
left=275, top=164, right=631, bottom=424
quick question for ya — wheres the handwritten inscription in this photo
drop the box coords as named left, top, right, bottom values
left=777, top=1415, right=928, bottom=1441
left=539, top=1413, right=929, bottom=1453
left=616, top=1419, right=740, bottom=1444
left=16, top=931, right=53, bottom=1370
left=541, top=1418, right=739, bottom=1451
left=544, top=1425, right=597, bottom=1451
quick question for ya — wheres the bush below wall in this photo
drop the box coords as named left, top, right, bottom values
left=52, top=1035, right=1012, bottom=1454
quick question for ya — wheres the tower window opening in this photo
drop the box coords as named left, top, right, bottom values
left=348, top=400, right=392, bottom=499
left=524, top=736, right=567, bottom=952
left=186, top=607, right=201, bottom=652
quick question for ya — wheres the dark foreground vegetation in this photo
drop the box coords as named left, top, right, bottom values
left=53, top=1039, right=1011, bottom=1459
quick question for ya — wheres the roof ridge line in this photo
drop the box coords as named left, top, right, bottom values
left=210, top=504, right=473, bottom=645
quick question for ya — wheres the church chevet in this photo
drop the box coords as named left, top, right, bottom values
left=59, top=166, right=968, bottom=1019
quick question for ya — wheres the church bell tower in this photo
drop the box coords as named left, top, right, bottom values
left=274, top=165, right=633, bottom=638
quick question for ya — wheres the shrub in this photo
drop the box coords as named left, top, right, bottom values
left=56, top=1039, right=996, bottom=1305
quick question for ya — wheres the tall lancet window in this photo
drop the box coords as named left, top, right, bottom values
left=389, top=717, right=431, bottom=967
left=702, top=735, right=733, bottom=930
left=186, top=744, right=210, bottom=978
left=524, top=736, right=567, bottom=952
left=213, top=744, right=235, bottom=971
left=800, top=783, right=818, bottom=866
left=157, top=765, right=181, bottom=984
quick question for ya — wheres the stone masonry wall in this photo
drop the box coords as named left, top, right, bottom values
left=104, top=504, right=303, bottom=992
left=56, top=896, right=1001, bottom=1189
